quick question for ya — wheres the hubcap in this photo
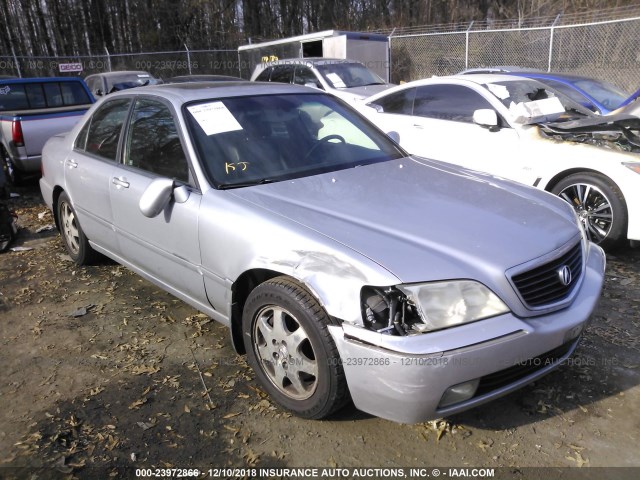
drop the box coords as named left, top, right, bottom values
left=60, top=202, right=80, bottom=255
left=558, top=183, right=613, bottom=244
left=253, top=305, right=318, bottom=400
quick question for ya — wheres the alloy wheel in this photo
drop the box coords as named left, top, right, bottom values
left=252, top=305, right=318, bottom=400
left=559, top=182, right=613, bottom=243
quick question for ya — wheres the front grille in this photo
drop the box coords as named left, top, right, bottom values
left=474, top=340, right=576, bottom=397
left=511, top=242, right=582, bottom=308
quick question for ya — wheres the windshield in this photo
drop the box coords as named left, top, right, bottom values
left=185, top=93, right=404, bottom=188
left=483, top=80, right=595, bottom=124
left=572, top=79, right=629, bottom=108
left=316, top=63, right=385, bottom=89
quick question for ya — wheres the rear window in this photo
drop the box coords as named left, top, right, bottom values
left=0, top=81, right=91, bottom=111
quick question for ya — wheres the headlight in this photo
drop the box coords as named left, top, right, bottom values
left=397, top=280, right=509, bottom=332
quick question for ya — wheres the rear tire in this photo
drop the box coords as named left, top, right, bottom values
left=1, top=148, right=22, bottom=186
left=242, top=276, right=349, bottom=419
left=57, top=191, right=99, bottom=265
left=551, top=172, right=627, bottom=249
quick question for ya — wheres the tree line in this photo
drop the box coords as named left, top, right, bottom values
left=1, top=0, right=637, bottom=57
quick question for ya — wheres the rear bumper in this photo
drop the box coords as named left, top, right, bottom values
left=11, top=153, right=41, bottom=173
left=329, top=242, right=605, bottom=424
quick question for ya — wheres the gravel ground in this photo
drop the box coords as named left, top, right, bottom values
left=0, top=182, right=639, bottom=479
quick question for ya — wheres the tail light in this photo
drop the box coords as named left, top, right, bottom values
left=11, top=120, right=24, bottom=147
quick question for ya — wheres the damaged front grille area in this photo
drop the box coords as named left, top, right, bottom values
left=511, top=241, right=583, bottom=308
left=474, top=339, right=577, bottom=397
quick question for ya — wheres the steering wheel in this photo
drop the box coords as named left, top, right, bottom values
left=304, top=134, right=346, bottom=161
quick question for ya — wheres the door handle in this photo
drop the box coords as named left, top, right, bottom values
left=66, top=159, right=78, bottom=168
left=112, top=177, right=130, bottom=188
left=412, top=124, right=424, bottom=129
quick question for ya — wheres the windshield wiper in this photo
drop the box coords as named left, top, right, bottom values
left=218, top=178, right=274, bottom=190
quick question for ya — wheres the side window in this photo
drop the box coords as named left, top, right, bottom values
left=124, top=98, right=189, bottom=182
left=0, top=84, right=28, bottom=110
left=269, top=65, right=294, bottom=84
left=24, top=83, right=46, bottom=109
left=541, top=79, right=596, bottom=112
left=83, top=98, right=131, bottom=161
left=414, top=85, right=494, bottom=123
left=74, top=121, right=90, bottom=151
left=294, top=66, right=321, bottom=88
left=371, top=88, right=416, bottom=114
left=43, top=83, right=64, bottom=107
left=60, top=82, right=92, bottom=105
left=255, top=68, right=272, bottom=82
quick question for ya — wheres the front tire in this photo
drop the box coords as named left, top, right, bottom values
left=242, top=277, right=349, bottom=419
left=551, top=172, right=627, bottom=249
left=57, top=191, right=99, bottom=265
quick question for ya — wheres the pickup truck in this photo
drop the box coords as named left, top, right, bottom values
left=0, top=77, right=94, bottom=183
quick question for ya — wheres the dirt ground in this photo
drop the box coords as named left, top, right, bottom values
left=1, top=181, right=639, bottom=478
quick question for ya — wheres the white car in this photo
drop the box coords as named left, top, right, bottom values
left=251, top=58, right=392, bottom=105
left=361, top=74, right=640, bottom=248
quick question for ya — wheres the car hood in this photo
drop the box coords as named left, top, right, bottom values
left=539, top=113, right=640, bottom=153
left=230, top=157, right=579, bottom=284
left=338, top=84, right=393, bottom=99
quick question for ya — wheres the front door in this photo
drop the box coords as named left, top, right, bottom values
left=109, top=96, right=206, bottom=304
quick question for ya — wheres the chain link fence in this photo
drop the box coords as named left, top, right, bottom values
left=390, top=8, right=640, bottom=92
left=0, top=49, right=240, bottom=80
left=1, top=7, right=639, bottom=91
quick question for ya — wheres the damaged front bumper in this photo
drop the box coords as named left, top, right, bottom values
left=328, top=243, right=606, bottom=424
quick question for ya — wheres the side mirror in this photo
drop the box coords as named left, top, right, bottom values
left=387, top=131, right=401, bottom=144
left=366, top=103, right=384, bottom=113
left=473, top=109, right=499, bottom=131
left=94, top=89, right=103, bottom=97
left=139, top=178, right=176, bottom=218
left=304, top=82, right=319, bottom=89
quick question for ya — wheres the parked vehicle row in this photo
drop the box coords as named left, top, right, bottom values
left=40, top=81, right=605, bottom=424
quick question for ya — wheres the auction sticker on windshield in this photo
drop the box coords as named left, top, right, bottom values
left=187, top=101, right=243, bottom=135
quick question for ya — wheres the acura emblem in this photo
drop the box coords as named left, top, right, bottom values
left=557, top=265, right=572, bottom=286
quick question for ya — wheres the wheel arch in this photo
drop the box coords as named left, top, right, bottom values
left=229, top=267, right=348, bottom=354
left=51, top=185, right=65, bottom=230
left=229, top=268, right=292, bottom=355
left=543, top=167, right=618, bottom=193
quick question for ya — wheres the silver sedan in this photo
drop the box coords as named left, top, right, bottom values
left=40, top=82, right=605, bottom=423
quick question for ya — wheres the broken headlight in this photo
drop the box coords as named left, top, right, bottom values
left=361, top=281, right=509, bottom=335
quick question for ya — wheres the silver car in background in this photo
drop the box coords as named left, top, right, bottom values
left=40, top=82, right=605, bottom=423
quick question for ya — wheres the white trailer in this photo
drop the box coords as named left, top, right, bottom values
left=238, top=30, right=390, bottom=82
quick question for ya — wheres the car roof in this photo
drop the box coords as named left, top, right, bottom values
left=261, top=58, right=358, bottom=66
left=102, top=81, right=321, bottom=103
left=167, top=75, right=246, bottom=82
left=364, top=74, right=540, bottom=102
left=0, top=77, right=86, bottom=83
left=508, top=71, right=599, bottom=83
left=86, top=71, right=156, bottom=78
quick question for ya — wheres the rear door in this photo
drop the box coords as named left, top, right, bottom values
left=109, top=96, right=205, bottom=303
left=66, top=97, right=132, bottom=254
